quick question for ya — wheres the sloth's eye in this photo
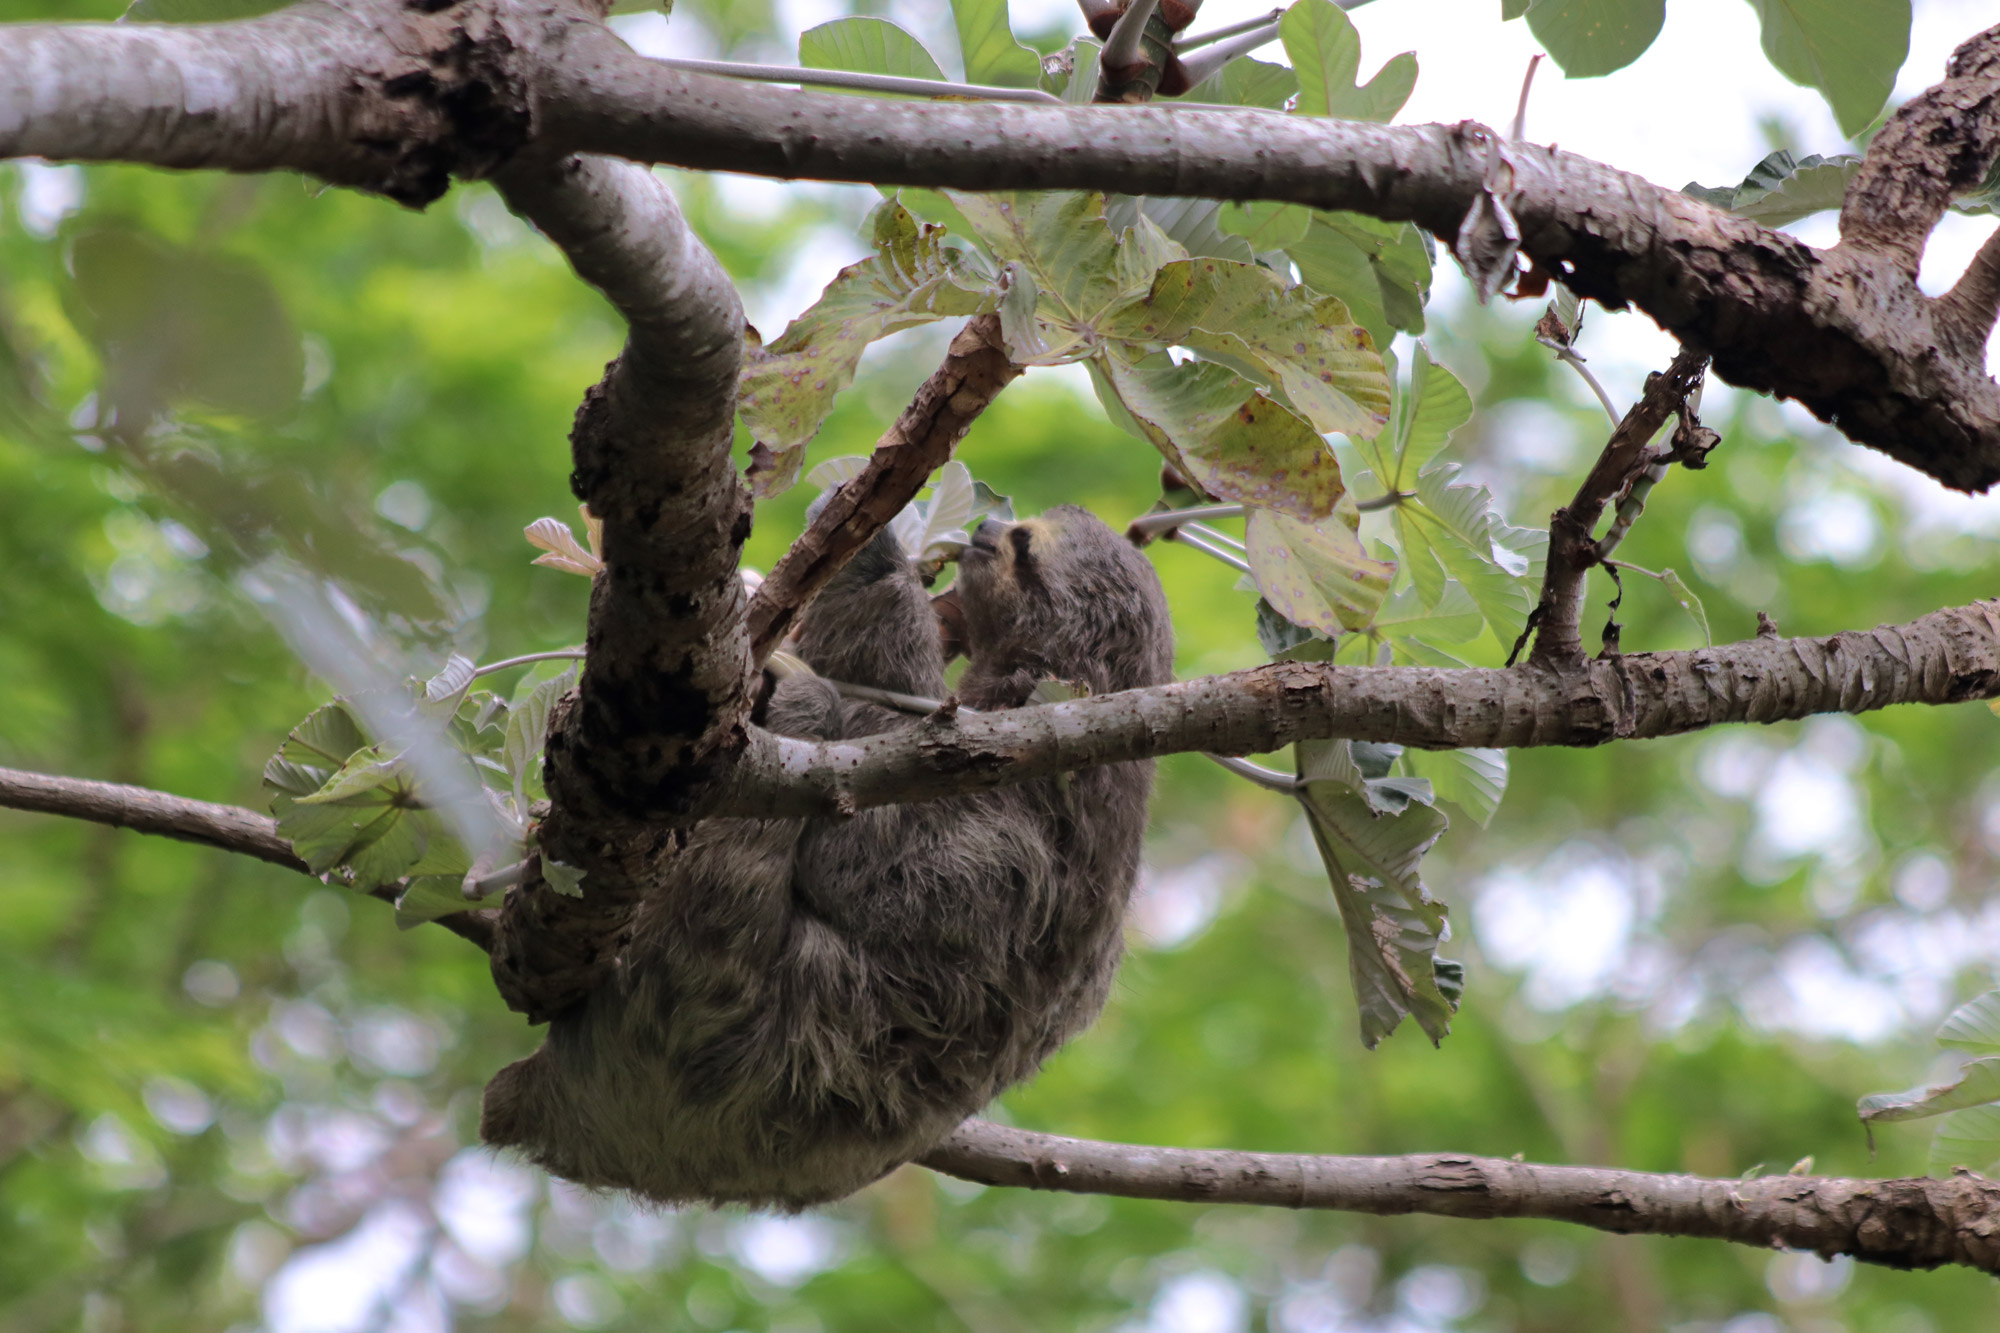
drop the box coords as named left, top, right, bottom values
left=1009, top=526, right=1034, bottom=561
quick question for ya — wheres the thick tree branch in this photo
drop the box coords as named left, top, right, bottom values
left=921, top=1120, right=2000, bottom=1275
left=0, top=0, right=529, bottom=206
left=743, top=313, right=1021, bottom=665
left=6, top=7, right=1999, bottom=481
left=488, top=150, right=752, bottom=1018
left=719, top=601, right=2000, bottom=818
left=539, top=21, right=2000, bottom=489
left=0, top=766, right=494, bottom=951
left=1526, top=349, right=1708, bottom=666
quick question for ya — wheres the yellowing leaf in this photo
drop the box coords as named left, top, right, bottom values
left=1246, top=500, right=1394, bottom=635
left=1094, top=354, right=1346, bottom=520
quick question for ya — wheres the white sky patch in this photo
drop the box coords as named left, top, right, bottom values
left=729, top=1213, right=849, bottom=1287
left=1473, top=843, right=1645, bottom=1011
left=1130, top=1270, right=1251, bottom=1333
left=1130, top=852, right=1247, bottom=949
left=1743, top=934, right=1907, bottom=1044
left=435, top=1149, right=538, bottom=1267
left=264, top=1201, right=440, bottom=1333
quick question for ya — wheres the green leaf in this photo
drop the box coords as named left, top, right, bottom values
left=1403, top=748, right=1509, bottom=827
left=737, top=199, right=1002, bottom=487
left=1525, top=0, right=1666, bottom=79
left=1105, top=197, right=1255, bottom=264
left=1501, top=0, right=1532, bottom=16
left=1295, top=780, right=1457, bottom=1047
left=262, top=703, right=369, bottom=799
left=502, top=665, right=577, bottom=802
left=1399, top=465, right=1536, bottom=639
left=1931, top=1104, right=2000, bottom=1176
left=1282, top=0, right=1417, bottom=122
left=799, top=17, right=947, bottom=83
left=1683, top=151, right=1860, bottom=228
left=1245, top=500, right=1395, bottom=636
left=294, top=745, right=404, bottom=805
left=1099, top=257, right=1391, bottom=438
left=64, top=226, right=302, bottom=423
left=1186, top=55, right=1300, bottom=110
left=542, top=858, right=588, bottom=899
left=1256, top=598, right=1326, bottom=658
left=1093, top=353, right=1346, bottom=520
left=1384, top=342, right=1472, bottom=490
left=1219, top=201, right=1313, bottom=253
left=949, top=191, right=1179, bottom=364
left=395, top=875, right=473, bottom=930
left=1859, top=1058, right=2000, bottom=1126
left=1939, top=990, right=2000, bottom=1055
left=1746, top=0, right=1909, bottom=138
left=1370, top=580, right=1485, bottom=645
left=1285, top=212, right=1433, bottom=350
left=1655, top=567, right=1711, bottom=645
left=951, top=0, right=1042, bottom=88
left=805, top=455, right=872, bottom=491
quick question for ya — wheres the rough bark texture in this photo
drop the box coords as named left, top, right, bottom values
left=1528, top=349, right=1708, bottom=665
left=720, top=601, right=2000, bottom=818
left=0, top=0, right=532, bottom=206
left=0, top=766, right=495, bottom=950
left=6, top=5, right=1999, bottom=483
left=541, top=20, right=2000, bottom=490
left=743, top=313, right=1021, bottom=666
left=924, top=1121, right=2000, bottom=1275
left=486, top=150, right=750, bottom=1019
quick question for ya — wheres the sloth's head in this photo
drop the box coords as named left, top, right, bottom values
left=956, top=504, right=1172, bottom=693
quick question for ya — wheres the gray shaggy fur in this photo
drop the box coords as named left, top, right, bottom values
left=479, top=505, right=1172, bottom=1207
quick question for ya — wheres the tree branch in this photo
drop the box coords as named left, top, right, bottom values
left=0, top=766, right=494, bottom=951
left=718, top=600, right=2000, bottom=818
left=743, top=313, right=1021, bottom=665
left=0, top=0, right=529, bottom=206
left=921, top=1120, right=2000, bottom=1275
left=488, top=150, right=751, bottom=1019
left=1526, top=348, right=1707, bottom=667
left=538, top=21, right=2000, bottom=490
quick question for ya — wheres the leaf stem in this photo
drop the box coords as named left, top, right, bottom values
left=1537, top=336, right=1622, bottom=427
left=1168, top=525, right=1254, bottom=574
left=1101, top=0, right=1162, bottom=69
left=656, top=58, right=1062, bottom=105
left=1354, top=490, right=1413, bottom=513
left=472, top=649, right=586, bottom=678
left=1127, top=502, right=1247, bottom=535
left=1174, top=9, right=1283, bottom=51
left=1182, top=520, right=1246, bottom=553
left=1204, top=753, right=1300, bottom=791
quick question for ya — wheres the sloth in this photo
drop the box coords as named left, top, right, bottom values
left=480, top=504, right=1174, bottom=1208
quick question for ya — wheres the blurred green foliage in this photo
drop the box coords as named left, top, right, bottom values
left=4, top=2, right=2000, bottom=1331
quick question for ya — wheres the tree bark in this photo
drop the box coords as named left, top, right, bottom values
left=718, top=600, right=2000, bottom=818
left=923, top=1120, right=2000, bottom=1276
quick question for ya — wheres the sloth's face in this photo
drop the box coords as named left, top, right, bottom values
left=955, top=506, right=1173, bottom=691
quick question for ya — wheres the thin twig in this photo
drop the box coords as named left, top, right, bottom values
left=1175, top=21, right=1283, bottom=86
left=656, top=58, right=1061, bottom=104
left=1509, top=54, right=1543, bottom=143
left=1354, top=490, right=1413, bottom=513
left=919, top=1121, right=2000, bottom=1275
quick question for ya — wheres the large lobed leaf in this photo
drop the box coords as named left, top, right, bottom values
left=1281, top=0, right=1417, bottom=122
left=1245, top=497, right=1394, bottom=635
left=737, top=200, right=1004, bottom=493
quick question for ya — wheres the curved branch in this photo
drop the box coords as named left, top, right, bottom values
left=719, top=600, right=2000, bottom=818
left=743, top=313, right=1021, bottom=665
left=922, top=1120, right=2000, bottom=1275
left=540, top=22, right=2000, bottom=490
left=488, top=151, right=751, bottom=1018
left=0, top=766, right=494, bottom=951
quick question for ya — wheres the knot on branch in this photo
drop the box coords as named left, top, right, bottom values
left=351, top=4, right=534, bottom=206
